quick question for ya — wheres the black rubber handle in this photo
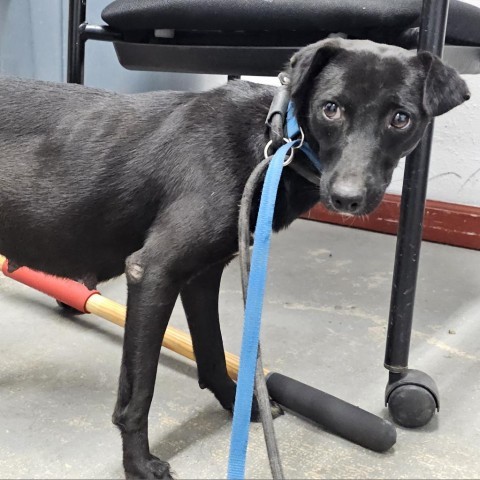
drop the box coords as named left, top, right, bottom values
left=266, top=372, right=396, bottom=452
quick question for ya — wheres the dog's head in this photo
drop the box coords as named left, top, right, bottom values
left=288, top=38, right=470, bottom=215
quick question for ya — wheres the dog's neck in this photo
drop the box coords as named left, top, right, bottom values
left=226, top=81, right=321, bottom=231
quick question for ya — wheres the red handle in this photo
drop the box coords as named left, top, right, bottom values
left=2, top=260, right=99, bottom=313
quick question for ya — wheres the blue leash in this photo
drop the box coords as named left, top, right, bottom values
left=227, top=103, right=321, bottom=479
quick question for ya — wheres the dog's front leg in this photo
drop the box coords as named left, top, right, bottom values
left=113, top=244, right=179, bottom=480
left=181, top=261, right=237, bottom=411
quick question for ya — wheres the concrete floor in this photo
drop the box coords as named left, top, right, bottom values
left=0, top=220, right=479, bottom=479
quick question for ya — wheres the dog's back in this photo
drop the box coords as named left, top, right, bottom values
left=0, top=77, right=274, bottom=282
left=0, top=77, right=193, bottom=280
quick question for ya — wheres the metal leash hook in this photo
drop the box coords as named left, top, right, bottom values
left=264, top=127, right=305, bottom=166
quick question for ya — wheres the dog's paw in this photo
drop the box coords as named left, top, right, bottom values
left=200, top=377, right=237, bottom=412
left=125, top=455, right=173, bottom=480
left=250, top=398, right=284, bottom=423
left=269, top=400, right=285, bottom=419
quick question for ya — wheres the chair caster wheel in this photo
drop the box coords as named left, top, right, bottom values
left=385, top=369, right=439, bottom=428
left=388, top=384, right=437, bottom=428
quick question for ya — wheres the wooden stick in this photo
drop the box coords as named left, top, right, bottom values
left=0, top=254, right=258, bottom=380
left=85, top=293, right=247, bottom=379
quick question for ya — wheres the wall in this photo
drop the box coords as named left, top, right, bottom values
left=389, top=74, right=479, bottom=206
left=0, top=1, right=65, bottom=81
left=0, top=0, right=225, bottom=92
left=413, top=0, right=479, bottom=207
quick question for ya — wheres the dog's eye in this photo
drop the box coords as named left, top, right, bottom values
left=323, top=102, right=341, bottom=120
left=391, top=111, right=410, bottom=129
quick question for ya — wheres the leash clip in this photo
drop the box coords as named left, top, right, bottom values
left=263, top=126, right=305, bottom=166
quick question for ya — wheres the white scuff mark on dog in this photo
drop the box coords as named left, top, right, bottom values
left=126, top=261, right=144, bottom=283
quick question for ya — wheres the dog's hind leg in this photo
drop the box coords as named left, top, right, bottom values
left=180, top=261, right=237, bottom=411
left=181, top=261, right=284, bottom=422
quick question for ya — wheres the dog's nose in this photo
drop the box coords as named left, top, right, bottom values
left=330, top=184, right=365, bottom=213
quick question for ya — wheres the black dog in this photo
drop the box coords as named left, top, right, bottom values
left=0, top=39, right=469, bottom=479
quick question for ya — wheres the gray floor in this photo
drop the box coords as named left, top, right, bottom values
left=1, top=220, right=479, bottom=479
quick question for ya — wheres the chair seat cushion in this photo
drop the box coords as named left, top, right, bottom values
left=102, top=0, right=480, bottom=46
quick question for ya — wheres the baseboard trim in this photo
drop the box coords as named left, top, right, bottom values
left=302, top=194, right=480, bottom=250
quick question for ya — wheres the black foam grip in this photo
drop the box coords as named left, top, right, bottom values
left=266, top=372, right=396, bottom=452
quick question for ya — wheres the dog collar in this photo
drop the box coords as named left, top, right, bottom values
left=265, top=77, right=322, bottom=185
left=285, top=101, right=322, bottom=174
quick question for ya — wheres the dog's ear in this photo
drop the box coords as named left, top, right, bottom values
left=417, top=51, right=470, bottom=117
left=288, top=39, right=341, bottom=109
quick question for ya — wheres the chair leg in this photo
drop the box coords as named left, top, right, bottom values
left=384, top=0, right=450, bottom=428
left=67, top=0, right=87, bottom=84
